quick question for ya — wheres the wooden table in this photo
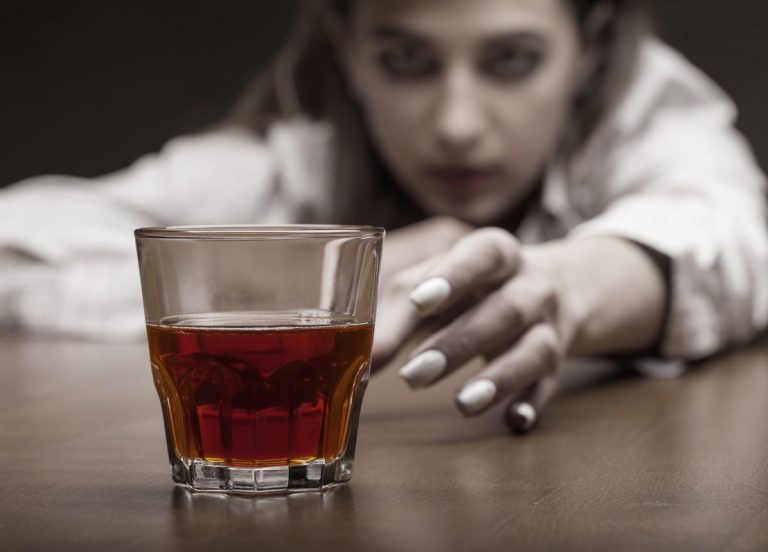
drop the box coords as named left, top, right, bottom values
left=1, top=336, right=767, bottom=551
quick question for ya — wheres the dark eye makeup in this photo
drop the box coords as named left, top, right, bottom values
left=369, top=27, right=547, bottom=84
left=479, top=44, right=544, bottom=81
left=479, top=33, right=547, bottom=82
left=376, top=41, right=440, bottom=80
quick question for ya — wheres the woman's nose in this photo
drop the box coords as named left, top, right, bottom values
left=432, top=73, right=486, bottom=154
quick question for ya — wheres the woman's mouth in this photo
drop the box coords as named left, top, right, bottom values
left=423, top=165, right=504, bottom=195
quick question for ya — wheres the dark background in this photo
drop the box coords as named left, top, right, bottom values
left=1, top=0, right=766, bottom=187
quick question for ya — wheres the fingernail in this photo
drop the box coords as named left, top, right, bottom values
left=455, top=379, right=497, bottom=415
left=633, top=359, right=686, bottom=380
left=409, top=277, right=452, bottom=312
left=507, top=402, right=537, bottom=434
left=399, top=350, right=447, bottom=388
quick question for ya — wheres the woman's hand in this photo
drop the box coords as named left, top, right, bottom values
left=378, top=216, right=474, bottom=283
left=375, top=228, right=576, bottom=433
left=373, top=227, right=666, bottom=434
left=373, top=216, right=474, bottom=368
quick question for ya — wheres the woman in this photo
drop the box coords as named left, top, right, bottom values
left=0, top=0, right=766, bottom=433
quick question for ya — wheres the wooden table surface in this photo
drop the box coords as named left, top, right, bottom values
left=1, top=336, right=767, bottom=551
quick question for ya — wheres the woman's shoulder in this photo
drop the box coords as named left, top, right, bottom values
left=553, top=37, right=763, bottom=222
left=154, top=116, right=335, bottom=204
left=570, top=37, right=750, bottom=182
left=260, top=117, right=335, bottom=219
left=610, top=37, right=737, bottom=134
left=169, top=117, right=335, bottom=222
left=159, top=117, right=333, bottom=163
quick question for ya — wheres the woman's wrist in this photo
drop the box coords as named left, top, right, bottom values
left=522, top=237, right=666, bottom=356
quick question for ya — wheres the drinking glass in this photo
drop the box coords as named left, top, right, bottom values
left=135, top=225, right=384, bottom=494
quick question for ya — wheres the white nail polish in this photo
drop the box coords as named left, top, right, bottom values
left=512, top=402, right=536, bottom=430
left=409, top=277, right=452, bottom=312
left=456, top=379, right=497, bottom=415
left=633, top=359, right=686, bottom=380
left=399, top=350, right=447, bottom=388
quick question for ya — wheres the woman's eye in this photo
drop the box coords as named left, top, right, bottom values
left=376, top=45, right=439, bottom=80
left=480, top=47, right=542, bottom=82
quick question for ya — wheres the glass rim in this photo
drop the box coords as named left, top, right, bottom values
left=134, top=224, right=385, bottom=240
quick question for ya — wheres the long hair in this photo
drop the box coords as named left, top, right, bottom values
left=229, top=0, right=649, bottom=227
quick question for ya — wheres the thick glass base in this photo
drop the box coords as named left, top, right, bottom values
left=170, top=457, right=354, bottom=495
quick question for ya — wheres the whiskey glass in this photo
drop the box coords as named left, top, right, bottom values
left=135, top=225, right=384, bottom=494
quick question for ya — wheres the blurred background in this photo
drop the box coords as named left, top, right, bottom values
left=1, top=0, right=766, bottom=188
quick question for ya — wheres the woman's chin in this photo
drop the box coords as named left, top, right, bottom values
left=422, top=196, right=517, bottom=227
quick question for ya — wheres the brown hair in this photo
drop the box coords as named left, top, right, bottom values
left=230, top=0, right=649, bottom=227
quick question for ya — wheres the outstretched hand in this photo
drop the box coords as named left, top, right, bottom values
left=374, top=226, right=581, bottom=434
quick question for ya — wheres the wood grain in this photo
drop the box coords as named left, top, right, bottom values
left=1, top=336, right=767, bottom=551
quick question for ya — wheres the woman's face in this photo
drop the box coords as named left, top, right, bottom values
left=343, top=0, right=590, bottom=224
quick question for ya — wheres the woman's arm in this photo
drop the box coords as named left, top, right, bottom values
left=524, top=236, right=666, bottom=356
left=568, top=112, right=768, bottom=359
left=0, top=125, right=300, bottom=340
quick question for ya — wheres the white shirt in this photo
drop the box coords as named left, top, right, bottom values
left=1, top=40, right=766, bottom=359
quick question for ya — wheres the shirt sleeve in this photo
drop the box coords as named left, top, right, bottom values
left=0, top=128, right=279, bottom=340
left=569, top=92, right=768, bottom=359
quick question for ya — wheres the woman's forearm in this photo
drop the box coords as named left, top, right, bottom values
left=524, top=237, right=666, bottom=356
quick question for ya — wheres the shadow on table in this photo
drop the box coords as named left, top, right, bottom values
left=169, top=484, right=368, bottom=550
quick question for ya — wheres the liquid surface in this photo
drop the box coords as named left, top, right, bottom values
left=147, top=317, right=373, bottom=467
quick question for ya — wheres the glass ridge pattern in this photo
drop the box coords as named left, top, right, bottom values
left=147, top=321, right=373, bottom=494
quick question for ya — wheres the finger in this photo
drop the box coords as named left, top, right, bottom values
left=504, top=376, right=559, bottom=435
left=453, top=323, right=561, bottom=416
left=408, top=228, right=520, bottom=315
left=372, top=256, right=445, bottom=370
left=379, top=216, right=472, bottom=282
left=398, top=276, right=555, bottom=388
left=371, top=297, right=420, bottom=371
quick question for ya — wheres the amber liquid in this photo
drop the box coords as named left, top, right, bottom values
left=147, top=318, right=373, bottom=467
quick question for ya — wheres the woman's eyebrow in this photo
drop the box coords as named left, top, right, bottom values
left=369, top=24, right=427, bottom=42
left=369, top=25, right=547, bottom=47
left=481, top=30, right=548, bottom=46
